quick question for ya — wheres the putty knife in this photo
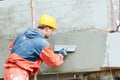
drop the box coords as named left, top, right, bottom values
left=54, top=45, right=76, bottom=53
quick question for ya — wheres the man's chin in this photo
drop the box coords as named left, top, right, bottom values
left=45, top=36, right=49, bottom=38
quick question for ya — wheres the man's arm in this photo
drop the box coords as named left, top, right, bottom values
left=9, top=38, right=16, bottom=51
left=40, top=45, right=64, bottom=68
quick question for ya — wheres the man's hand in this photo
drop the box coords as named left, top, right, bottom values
left=58, top=48, right=67, bottom=59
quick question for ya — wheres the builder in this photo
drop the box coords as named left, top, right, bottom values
left=4, top=14, right=67, bottom=80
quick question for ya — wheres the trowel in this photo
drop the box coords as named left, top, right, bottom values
left=54, top=45, right=76, bottom=53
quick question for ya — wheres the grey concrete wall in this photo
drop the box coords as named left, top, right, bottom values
left=39, top=30, right=107, bottom=75
left=0, top=39, right=11, bottom=78
left=0, top=0, right=108, bottom=37
left=0, top=0, right=109, bottom=78
left=103, top=33, right=120, bottom=67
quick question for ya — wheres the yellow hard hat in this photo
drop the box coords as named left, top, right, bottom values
left=38, top=14, right=57, bottom=30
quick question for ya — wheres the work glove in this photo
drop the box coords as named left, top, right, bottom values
left=58, top=48, right=67, bottom=59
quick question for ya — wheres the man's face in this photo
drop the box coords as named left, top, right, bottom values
left=45, top=27, right=53, bottom=38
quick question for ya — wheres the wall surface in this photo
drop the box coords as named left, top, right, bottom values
left=0, top=0, right=109, bottom=78
left=0, top=39, right=10, bottom=78
left=40, top=30, right=107, bottom=74
left=0, top=0, right=108, bottom=37
left=103, top=33, right=120, bottom=67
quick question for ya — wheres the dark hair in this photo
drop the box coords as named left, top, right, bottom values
left=38, top=24, right=53, bottom=30
left=38, top=25, right=46, bottom=29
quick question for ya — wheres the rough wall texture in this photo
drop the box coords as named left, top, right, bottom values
left=0, top=0, right=108, bottom=37
left=103, top=33, right=120, bottom=67
left=40, top=30, right=107, bottom=74
left=0, top=39, right=10, bottom=78
left=0, top=0, right=109, bottom=78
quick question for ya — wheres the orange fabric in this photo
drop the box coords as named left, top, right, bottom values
left=4, top=45, right=63, bottom=78
left=4, top=66, right=29, bottom=80
left=40, top=45, right=63, bottom=68
left=9, top=38, right=16, bottom=51
left=4, top=53, right=42, bottom=77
